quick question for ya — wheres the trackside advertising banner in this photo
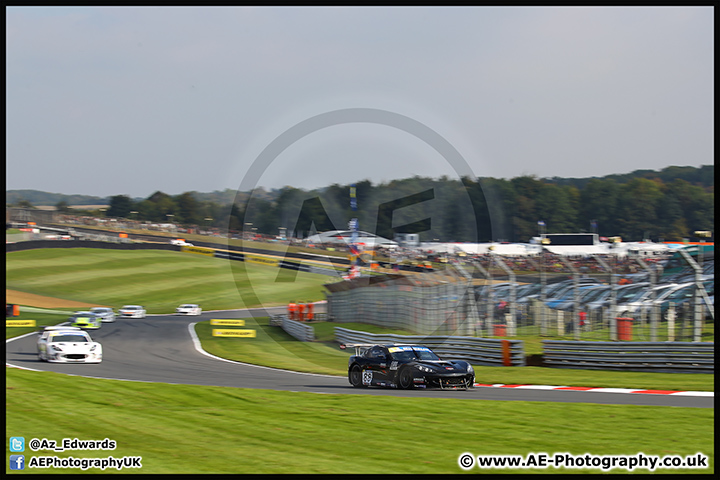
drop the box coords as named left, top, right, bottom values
left=212, top=329, right=256, bottom=338
left=245, top=254, right=280, bottom=267
left=210, top=319, right=246, bottom=326
left=6, top=319, right=36, bottom=327
left=213, top=249, right=321, bottom=274
left=180, top=246, right=215, bottom=256
left=176, top=244, right=334, bottom=276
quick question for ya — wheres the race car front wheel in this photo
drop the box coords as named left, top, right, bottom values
left=349, top=365, right=366, bottom=388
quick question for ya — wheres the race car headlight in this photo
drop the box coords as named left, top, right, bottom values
left=51, top=345, right=63, bottom=352
left=90, top=345, right=97, bottom=351
left=417, top=365, right=435, bottom=373
left=467, top=364, right=474, bottom=374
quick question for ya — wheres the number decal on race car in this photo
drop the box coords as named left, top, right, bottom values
left=390, top=361, right=399, bottom=371
left=362, top=370, right=373, bottom=385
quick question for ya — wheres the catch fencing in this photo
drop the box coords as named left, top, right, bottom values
left=325, top=271, right=479, bottom=337
left=469, top=253, right=713, bottom=343
left=542, top=340, right=714, bottom=373
left=494, top=298, right=711, bottom=343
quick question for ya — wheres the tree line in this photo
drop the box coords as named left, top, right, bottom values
left=14, top=165, right=713, bottom=243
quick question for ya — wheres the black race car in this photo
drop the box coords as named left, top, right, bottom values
left=343, top=343, right=475, bottom=390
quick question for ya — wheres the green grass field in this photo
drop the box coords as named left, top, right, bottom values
left=5, top=248, right=715, bottom=473
left=5, top=368, right=713, bottom=474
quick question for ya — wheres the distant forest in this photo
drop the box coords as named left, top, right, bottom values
left=6, top=165, right=714, bottom=243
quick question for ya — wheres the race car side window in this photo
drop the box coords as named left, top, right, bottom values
left=368, top=346, right=385, bottom=359
left=392, top=350, right=415, bottom=362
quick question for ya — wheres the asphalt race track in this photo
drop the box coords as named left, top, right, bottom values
left=6, top=308, right=713, bottom=408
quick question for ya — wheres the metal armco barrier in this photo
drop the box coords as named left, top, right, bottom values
left=214, top=249, right=339, bottom=276
left=543, top=340, right=714, bottom=373
left=213, top=250, right=245, bottom=261
left=307, top=265, right=343, bottom=276
left=8, top=240, right=341, bottom=277
left=6, top=240, right=177, bottom=252
left=335, top=327, right=525, bottom=367
left=270, top=315, right=315, bottom=342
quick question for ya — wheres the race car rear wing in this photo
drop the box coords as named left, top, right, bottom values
left=339, top=343, right=374, bottom=356
left=38, top=325, right=82, bottom=333
left=339, top=343, right=415, bottom=356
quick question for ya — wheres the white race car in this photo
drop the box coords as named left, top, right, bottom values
left=90, top=307, right=116, bottom=323
left=119, top=305, right=146, bottom=318
left=170, top=239, right=194, bottom=246
left=176, top=304, right=202, bottom=316
left=37, top=326, right=102, bottom=363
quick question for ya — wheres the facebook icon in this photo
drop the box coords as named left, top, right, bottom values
left=10, top=455, right=25, bottom=470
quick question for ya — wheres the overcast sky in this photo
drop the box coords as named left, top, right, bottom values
left=6, top=6, right=714, bottom=199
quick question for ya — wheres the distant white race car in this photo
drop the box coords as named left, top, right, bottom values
left=118, top=305, right=146, bottom=318
left=37, top=326, right=102, bottom=363
left=176, top=304, right=202, bottom=316
left=170, top=239, right=193, bottom=246
left=90, top=307, right=116, bottom=323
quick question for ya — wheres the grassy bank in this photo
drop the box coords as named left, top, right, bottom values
left=6, top=368, right=713, bottom=474
left=6, top=248, right=329, bottom=313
